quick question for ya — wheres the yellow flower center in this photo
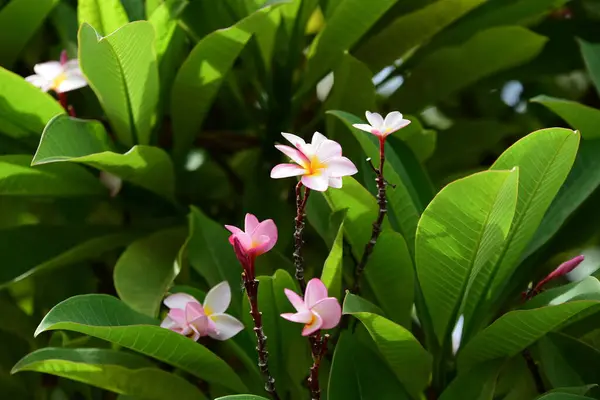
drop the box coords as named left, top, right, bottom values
left=304, top=312, right=317, bottom=329
left=204, top=306, right=213, bottom=317
left=306, top=156, right=326, bottom=177
left=51, top=72, right=67, bottom=91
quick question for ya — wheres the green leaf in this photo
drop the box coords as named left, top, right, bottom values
left=439, top=360, right=504, bottom=400
left=78, top=22, right=159, bottom=146
left=321, top=214, right=344, bottom=301
left=32, top=115, right=176, bottom=201
left=115, top=227, right=187, bottom=317
left=300, top=0, right=397, bottom=95
left=215, top=396, right=269, bottom=400
left=0, top=155, right=104, bottom=197
left=392, top=27, right=547, bottom=112
left=525, top=277, right=600, bottom=309
left=579, top=38, right=600, bottom=97
left=343, top=295, right=432, bottom=397
left=0, top=225, right=139, bottom=288
left=34, top=294, right=247, bottom=392
left=457, top=301, right=600, bottom=371
left=77, top=0, right=129, bottom=36
left=532, top=96, right=600, bottom=140
left=12, top=347, right=206, bottom=399
left=343, top=292, right=384, bottom=316
left=356, top=0, right=486, bottom=71
left=0, top=0, right=59, bottom=67
left=536, top=394, right=595, bottom=400
left=171, top=6, right=273, bottom=157
left=417, top=169, right=519, bottom=343
left=0, top=67, right=64, bottom=138
left=541, top=386, right=598, bottom=397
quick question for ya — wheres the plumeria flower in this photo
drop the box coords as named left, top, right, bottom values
left=225, top=213, right=278, bottom=260
left=352, top=111, right=411, bottom=139
left=281, top=278, right=341, bottom=336
left=270, top=132, right=357, bottom=191
left=25, top=56, right=87, bottom=94
left=160, top=282, right=244, bottom=341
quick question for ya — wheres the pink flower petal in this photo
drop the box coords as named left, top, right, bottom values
left=305, top=278, right=328, bottom=308
left=302, top=312, right=323, bottom=336
left=167, top=308, right=187, bottom=325
left=315, top=139, right=342, bottom=161
left=252, top=219, right=278, bottom=253
left=311, top=297, right=341, bottom=330
left=312, top=132, right=327, bottom=148
left=271, top=163, right=306, bottom=179
left=301, top=174, right=330, bottom=191
left=284, top=288, right=308, bottom=313
left=245, top=213, right=260, bottom=234
left=160, top=315, right=178, bottom=329
left=189, top=314, right=210, bottom=336
left=327, top=157, right=358, bottom=177
left=224, top=225, right=243, bottom=236
left=185, top=301, right=206, bottom=321
left=207, top=313, right=244, bottom=340
left=366, top=111, right=384, bottom=130
left=228, top=231, right=253, bottom=252
left=352, top=123, right=375, bottom=133
left=204, top=281, right=231, bottom=315
left=281, top=311, right=313, bottom=324
left=164, top=293, right=199, bottom=310
left=328, top=177, right=342, bottom=188
left=275, top=144, right=310, bottom=167
left=281, top=132, right=305, bottom=148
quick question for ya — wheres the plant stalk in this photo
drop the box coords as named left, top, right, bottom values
left=307, top=332, right=329, bottom=400
left=294, top=181, right=311, bottom=292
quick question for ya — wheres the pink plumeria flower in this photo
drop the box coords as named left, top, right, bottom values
left=352, top=111, right=411, bottom=139
left=225, top=213, right=278, bottom=260
left=270, top=132, right=357, bottom=192
left=281, top=278, right=342, bottom=336
left=25, top=56, right=87, bottom=94
left=160, top=281, right=244, bottom=341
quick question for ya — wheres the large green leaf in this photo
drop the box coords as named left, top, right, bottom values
left=12, top=348, right=206, bottom=399
left=78, top=22, right=159, bottom=146
left=35, top=294, right=247, bottom=392
left=416, top=169, right=519, bottom=343
left=0, top=225, right=139, bottom=288
left=531, top=96, right=600, bottom=140
left=77, top=0, right=129, bottom=36
left=343, top=295, right=432, bottom=398
left=0, top=0, right=59, bottom=67
left=525, top=276, right=600, bottom=310
left=300, top=0, right=397, bottom=95
left=457, top=301, right=600, bottom=372
left=114, top=227, right=187, bottom=317
left=320, top=215, right=344, bottom=301
left=0, top=67, right=64, bottom=138
left=170, top=6, right=273, bottom=157
left=356, top=0, right=486, bottom=71
left=32, top=115, right=176, bottom=201
left=439, top=360, right=504, bottom=400
left=579, top=39, right=600, bottom=97
left=0, top=155, right=104, bottom=197
left=392, top=27, right=547, bottom=112
left=536, top=394, right=595, bottom=400
left=216, top=396, right=269, bottom=400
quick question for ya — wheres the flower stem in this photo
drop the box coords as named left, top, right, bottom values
left=242, top=270, right=280, bottom=400
left=294, top=181, right=311, bottom=292
left=353, top=137, right=388, bottom=293
left=307, top=332, right=329, bottom=400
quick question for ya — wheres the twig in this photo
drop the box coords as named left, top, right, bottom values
left=307, top=332, right=329, bottom=400
left=294, top=181, right=311, bottom=292
left=523, top=349, right=546, bottom=394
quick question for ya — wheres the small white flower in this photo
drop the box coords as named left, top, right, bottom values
left=451, top=315, right=465, bottom=356
left=352, top=111, right=411, bottom=139
left=25, top=59, right=87, bottom=94
left=99, top=171, right=123, bottom=198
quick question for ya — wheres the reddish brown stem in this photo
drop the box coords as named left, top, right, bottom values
left=307, top=332, right=329, bottom=400
left=353, top=137, right=387, bottom=292
left=294, top=181, right=311, bottom=292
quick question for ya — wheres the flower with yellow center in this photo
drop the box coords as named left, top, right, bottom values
left=25, top=59, right=87, bottom=94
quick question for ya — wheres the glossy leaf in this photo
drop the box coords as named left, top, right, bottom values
left=320, top=215, right=344, bottom=301
left=0, top=67, right=64, bottom=138
left=32, top=115, right=176, bottom=201
left=392, top=27, right=547, bottom=112
left=531, top=96, right=600, bottom=140
left=439, top=360, right=504, bottom=400
left=114, top=227, right=187, bottom=317
left=458, top=301, right=600, bottom=371
left=12, top=347, right=207, bottom=399
left=0, top=0, right=59, bottom=67
left=77, top=0, right=129, bottom=36
left=78, top=22, right=159, bottom=146
left=356, top=0, right=486, bottom=71
left=35, top=294, right=247, bottom=392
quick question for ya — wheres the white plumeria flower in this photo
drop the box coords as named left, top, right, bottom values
left=25, top=59, right=87, bottom=94
left=99, top=171, right=123, bottom=198
left=352, top=111, right=411, bottom=139
left=451, top=315, right=465, bottom=356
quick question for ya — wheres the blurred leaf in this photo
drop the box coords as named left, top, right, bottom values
left=531, top=96, right=600, bottom=139
left=79, top=22, right=159, bottom=146
left=343, top=292, right=384, bottom=315
left=320, top=214, right=344, bottom=301
left=0, top=298, right=36, bottom=343
left=356, top=0, right=486, bottom=71
left=0, top=0, right=59, bottom=67
left=0, top=155, right=104, bottom=197
left=300, top=0, right=397, bottom=95
left=35, top=294, right=247, bottom=392
left=392, top=27, right=547, bottom=112
left=579, top=38, right=600, bottom=97
left=389, top=119, right=437, bottom=163
left=0, top=67, right=64, bottom=138
left=328, top=331, right=361, bottom=400
left=77, top=0, right=129, bottom=36
left=50, top=2, right=79, bottom=57
left=121, top=0, right=145, bottom=21
left=115, top=227, right=187, bottom=317
left=525, top=276, right=600, bottom=309
left=417, top=169, right=518, bottom=344
left=542, top=386, right=598, bottom=397
left=0, top=225, right=138, bottom=288
left=0, top=370, right=30, bottom=399
left=439, top=360, right=504, bottom=400
left=32, top=115, right=176, bottom=201
left=215, top=396, right=269, bottom=400
left=171, top=6, right=273, bottom=157
left=13, top=347, right=206, bottom=399
left=168, top=285, right=206, bottom=302
left=343, top=294, right=432, bottom=398
left=536, top=394, right=595, bottom=400
left=458, top=301, right=600, bottom=371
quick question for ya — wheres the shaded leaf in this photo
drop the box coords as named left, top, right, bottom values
left=321, top=214, right=344, bottom=301
left=531, top=96, right=600, bottom=140
left=439, top=360, right=504, bottom=400
left=77, top=0, right=129, bottom=36
left=579, top=38, right=600, bottom=97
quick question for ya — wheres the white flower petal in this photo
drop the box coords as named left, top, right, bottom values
left=326, top=157, right=358, bottom=177
left=99, top=171, right=122, bottom=197
left=271, top=163, right=306, bottom=178
left=203, top=281, right=231, bottom=315
left=164, top=292, right=199, bottom=310
left=25, top=75, right=52, bottom=92
left=365, top=111, right=384, bottom=129
left=451, top=315, right=465, bottom=356
left=311, top=131, right=327, bottom=147
left=383, top=111, right=403, bottom=129
left=281, top=132, right=305, bottom=148
left=56, top=74, right=88, bottom=93
left=208, top=313, right=244, bottom=341
left=301, top=174, right=330, bottom=191
left=315, top=139, right=342, bottom=161
left=352, top=123, right=374, bottom=133
left=33, top=61, right=63, bottom=81
left=328, top=177, right=342, bottom=188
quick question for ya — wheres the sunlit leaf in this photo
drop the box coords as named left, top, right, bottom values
left=77, top=0, right=129, bottom=36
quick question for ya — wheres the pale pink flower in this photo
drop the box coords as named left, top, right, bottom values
left=25, top=57, right=87, bottom=94
left=280, top=278, right=341, bottom=336
left=225, top=213, right=278, bottom=259
left=160, top=282, right=244, bottom=341
left=352, top=111, right=411, bottom=139
left=270, top=132, right=357, bottom=192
